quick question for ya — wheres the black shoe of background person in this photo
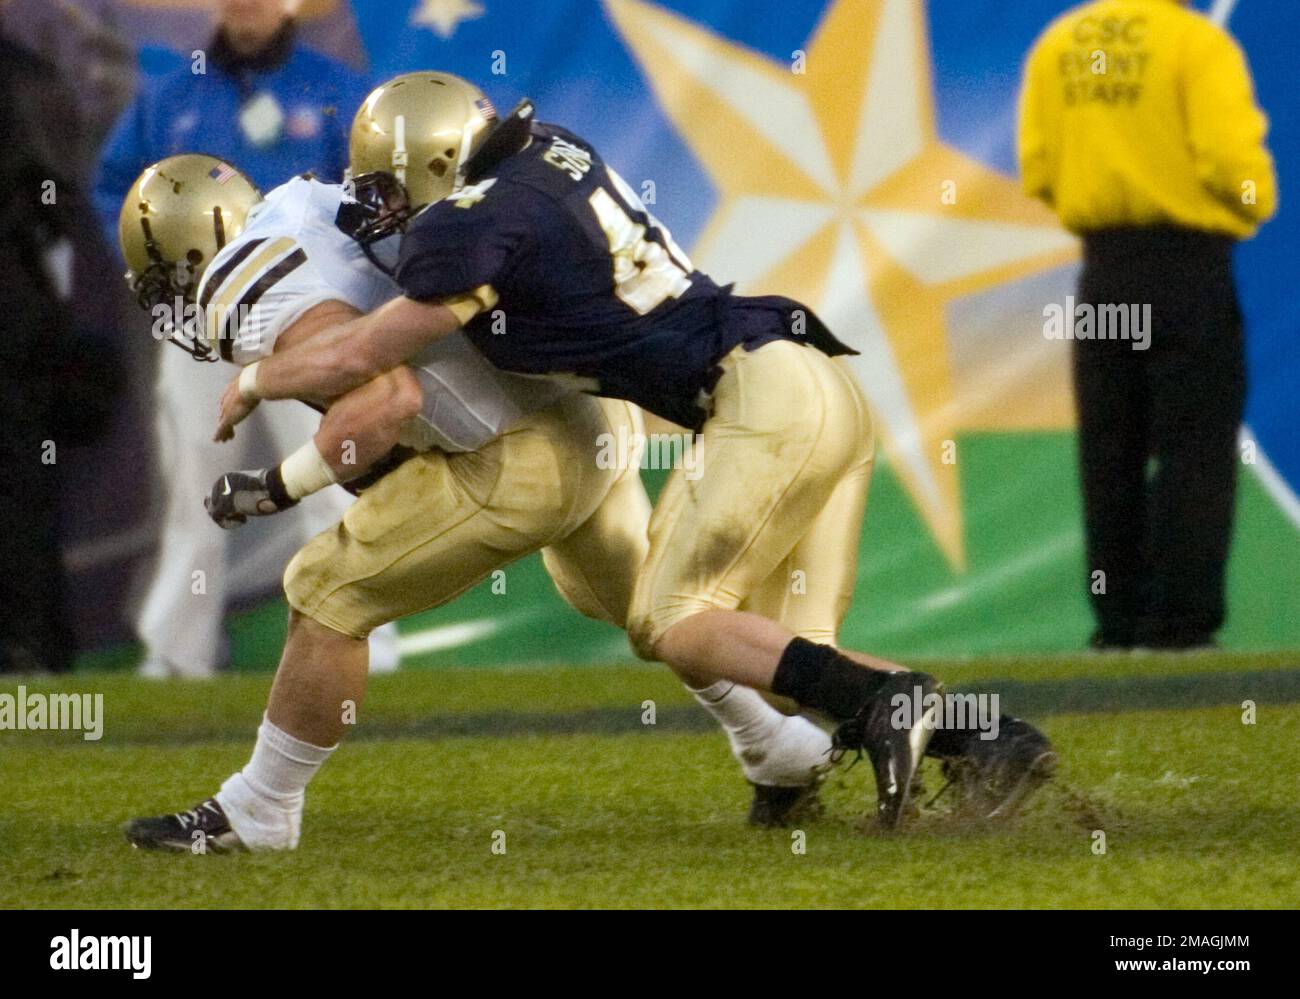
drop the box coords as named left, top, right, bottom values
left=1135, top=629, right=1218, bottom=652
left=1088, top=628, right=1136, bottom=652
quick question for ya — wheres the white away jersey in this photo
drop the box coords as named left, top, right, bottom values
left=195, top=176, right=565, bottom=452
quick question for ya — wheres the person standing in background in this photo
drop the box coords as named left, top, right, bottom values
left=95, top=0, right=398, bottom=677
left=0, top=27, right=85, bottom=673
left=1019, top=0, right=1277, bottom=651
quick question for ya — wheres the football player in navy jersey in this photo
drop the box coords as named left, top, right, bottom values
left=219, top=72, right=1056, bottom=829
left=113, top=155, right=836, bottom=853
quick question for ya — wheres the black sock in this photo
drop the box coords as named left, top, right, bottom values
left=771, top=637, right=893, bottom=721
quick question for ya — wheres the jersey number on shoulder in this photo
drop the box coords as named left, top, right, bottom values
left=588, top=168, right=693, bottom=315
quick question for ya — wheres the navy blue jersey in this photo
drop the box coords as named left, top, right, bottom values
left=396, top=122, right=853, bottom=429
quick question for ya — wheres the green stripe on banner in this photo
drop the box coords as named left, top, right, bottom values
left=75, top=431, right=1300, bottom=673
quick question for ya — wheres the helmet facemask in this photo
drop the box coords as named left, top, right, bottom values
left=126, top=217, right=222, bottom=362
left=339, top=170, right=413, bottom=244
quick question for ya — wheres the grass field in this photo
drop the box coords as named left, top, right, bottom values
left=3, top=650, right=1298, bottom=908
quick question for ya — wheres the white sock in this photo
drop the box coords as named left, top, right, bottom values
left=215, top=716, right=335, bottom=850
left=691, top=681, right=785, bottom=744
left=690, top=682, right=831, bottom=786
left=243, top=714, right=335, bottom=806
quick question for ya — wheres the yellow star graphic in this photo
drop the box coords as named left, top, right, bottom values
left=605, top=0, right=1077, bottom=569
left=410, top=0, right=485, bottom=40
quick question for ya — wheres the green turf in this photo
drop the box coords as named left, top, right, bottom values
left=3, top=652, right=1298, bottom=908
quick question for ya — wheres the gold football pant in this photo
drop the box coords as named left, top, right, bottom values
left=628, top=339, right=873, bottom=659
left=284, top=395, right=651, bottom=638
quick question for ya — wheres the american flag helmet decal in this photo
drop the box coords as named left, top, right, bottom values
left=475, top=96, right=497, bottom=121
left=208, top=162, right=238, bottom=184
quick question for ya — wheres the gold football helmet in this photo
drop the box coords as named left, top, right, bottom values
left=348, top=71, right=497, bottom=210
left=118, top=154, right=261, bottom=358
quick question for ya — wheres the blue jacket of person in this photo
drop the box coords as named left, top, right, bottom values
left=94, top=21, right=369, bottom=249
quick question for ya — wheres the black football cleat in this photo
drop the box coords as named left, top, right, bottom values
left=748, top=780, right=825, bottom=828
left=940, top=717, right=1057, bottom=819
left=832, top=671, right=942, bottom=830
left=124, top=798, right=244, bottom=853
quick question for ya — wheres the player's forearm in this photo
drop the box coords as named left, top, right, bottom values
left=312, top=368, right=425, bottom=482
left=246, top=312, right=385, bottom=403
left=249, top=296, right=462, bottom=404
left=275, top=370, right=426, bottom=500
left=207, top=368, right=426, bottom=528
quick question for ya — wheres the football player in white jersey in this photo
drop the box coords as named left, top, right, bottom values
left=121, top=174, right=402, bottom=677
left=117, top=153, right=835, bottom=852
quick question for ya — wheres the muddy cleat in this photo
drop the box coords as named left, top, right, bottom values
left=940, top=717, right=1057, bottom=819
left=832, top=671, right=942, bottom=830
left=125, top=798, right=245, bottom=853
left=739, top=712, right=833, bottom=827
left=748, top=779, right=825, bottom=828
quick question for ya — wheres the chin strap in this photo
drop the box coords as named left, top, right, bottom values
left=358, top=236, right=398, bottom=278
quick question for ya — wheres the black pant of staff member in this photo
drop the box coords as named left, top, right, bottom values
left=1074, top=227, right=1246, bottom=649
left=1019, top=0, right=1277, bottom=649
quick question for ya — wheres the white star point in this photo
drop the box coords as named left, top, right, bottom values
left=410, top=0, right=485, bottom=40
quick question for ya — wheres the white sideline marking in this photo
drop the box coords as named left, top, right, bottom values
left=397, top=619, right=501, bottom=656
left=1241, top=426, right=1300, bottom=530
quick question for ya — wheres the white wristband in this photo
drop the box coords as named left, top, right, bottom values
left=238, top=361, right=262, bottom=403
left=279, top=440, right=339, bottom=501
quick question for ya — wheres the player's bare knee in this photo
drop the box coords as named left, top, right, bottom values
left=649, top=614, right=698, bottom=666
left=283, top=548, right=313, bottom=597
left=308, top=612, right=364, bottom=644
left=285, top=607, right=309, bottom=635
left=626, top=606, right=661, bottom=661
left=628, top=605, right=707, bottom=665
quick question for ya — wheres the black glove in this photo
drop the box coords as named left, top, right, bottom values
left=204, top=467, right=298, bottom=529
